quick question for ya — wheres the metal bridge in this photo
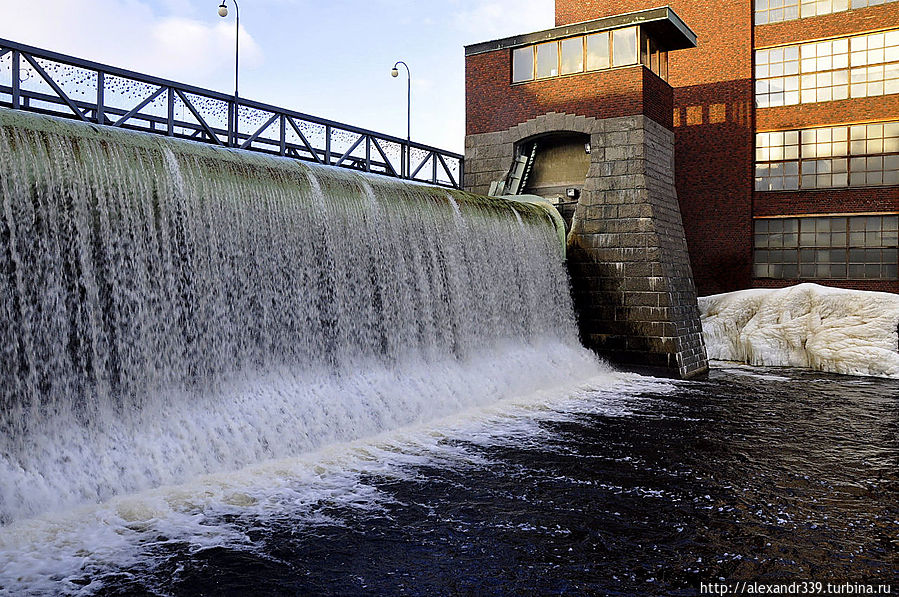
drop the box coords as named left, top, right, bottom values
left=0, top=38, right=463, bottom=189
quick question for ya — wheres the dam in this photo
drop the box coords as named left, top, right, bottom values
left=0, top=107, right=589, bottom=524
left=1, top=33, right=893, bottom=597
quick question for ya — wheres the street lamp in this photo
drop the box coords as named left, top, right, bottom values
left=218, top=0, right=239, bottom=146
left=391, top=61, right=410, bottom=177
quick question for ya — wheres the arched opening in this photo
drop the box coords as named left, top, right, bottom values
left=517, top=132, right=590, bottom=198
left=513, top=132, right=591, bottom=227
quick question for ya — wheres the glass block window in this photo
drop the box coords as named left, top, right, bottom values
left=757, top=121, right=899, bottom=190
left=756, top=29, right=899, bottom=107
left=754, top=215, right=899, bottom=280
left=511, top=26, right=648, bottom=84
left=756, top=0, right=897, bottom=24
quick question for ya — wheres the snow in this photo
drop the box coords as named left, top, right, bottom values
left=698, top=283, right=899, bottom=379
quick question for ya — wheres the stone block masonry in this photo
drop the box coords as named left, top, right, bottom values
left=465, top=112, right=708, bottom=379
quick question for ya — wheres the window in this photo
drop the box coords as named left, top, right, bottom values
left=754, top=216, right=898, bottom=280
left=756, top=30, right=899, bottom=107
left=756, top=0, right=897, bottom=24
left=612, top=27, right=638, bottom=67
left=756, top=131, right=800, bottom=190
left=756, top=122, right=899, bottom=190
left=510, top=26, right=651, bottom=84
left=756, top=46, right=801, bottom=107
left=641, top=31, right=668, bottom=80
left=586, top=32, right=611, bottom=70
left=560, top=37, right=584, bottom=75
left=755, top=0, right=800, bottom=25
left=536, top=42, right=559, bottom=78
left=512, top=47, right=533, bottom=83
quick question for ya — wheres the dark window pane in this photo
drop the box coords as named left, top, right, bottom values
left=866, top=231, right=882, bottom=246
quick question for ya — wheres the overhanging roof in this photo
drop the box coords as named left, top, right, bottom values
left=464, top=6, right=697, bottom=56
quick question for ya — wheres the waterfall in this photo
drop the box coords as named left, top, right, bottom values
left=0, top=108, right=603, bottom=524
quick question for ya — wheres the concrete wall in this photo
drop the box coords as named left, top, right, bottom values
left=465, top=111, right=708, bottom=379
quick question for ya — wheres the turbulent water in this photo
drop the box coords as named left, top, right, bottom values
left=1, top=111, right=896, bottom=596
left=0, top=108, right=589, bottom=526
left=0, top=367, right=896, bottom=595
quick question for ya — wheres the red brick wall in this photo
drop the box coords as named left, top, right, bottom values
left=757, top=95, right=899, bottom=131
left=755, top=188, right=898, bottom=217
left=555, top=0, right=757, bottom=295
left=754, top=278, right=899, bottom=293
left=465, top=51, right=668, bottom=136
left=756, top=2, right=899, bottom=47
left=643, top=68, right=674, bottom=129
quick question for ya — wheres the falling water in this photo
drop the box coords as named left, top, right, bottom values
left=0, top=108, right=604, bottom=525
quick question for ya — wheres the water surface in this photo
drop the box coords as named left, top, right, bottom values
left=2, top=366, right=895, bottom=596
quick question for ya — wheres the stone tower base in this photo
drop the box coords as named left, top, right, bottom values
left=465, top=112, right=708, bottom=379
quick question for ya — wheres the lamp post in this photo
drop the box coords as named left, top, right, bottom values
left=218, top=0, right=239, bottom=146
left=391, top=61, right=410, bottom=178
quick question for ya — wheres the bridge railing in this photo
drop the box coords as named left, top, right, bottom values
left=0, top=38, right=463, bottom=189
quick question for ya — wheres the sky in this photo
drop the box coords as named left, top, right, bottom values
left=0, top=0, right=555, bottom=153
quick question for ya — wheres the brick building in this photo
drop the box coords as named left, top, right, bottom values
left=464, top=0, right=899, bottom=295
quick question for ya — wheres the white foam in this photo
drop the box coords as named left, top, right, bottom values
left=699, top=283, right=899, bottom=378
left=0, top=364, right=667, bottom=596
